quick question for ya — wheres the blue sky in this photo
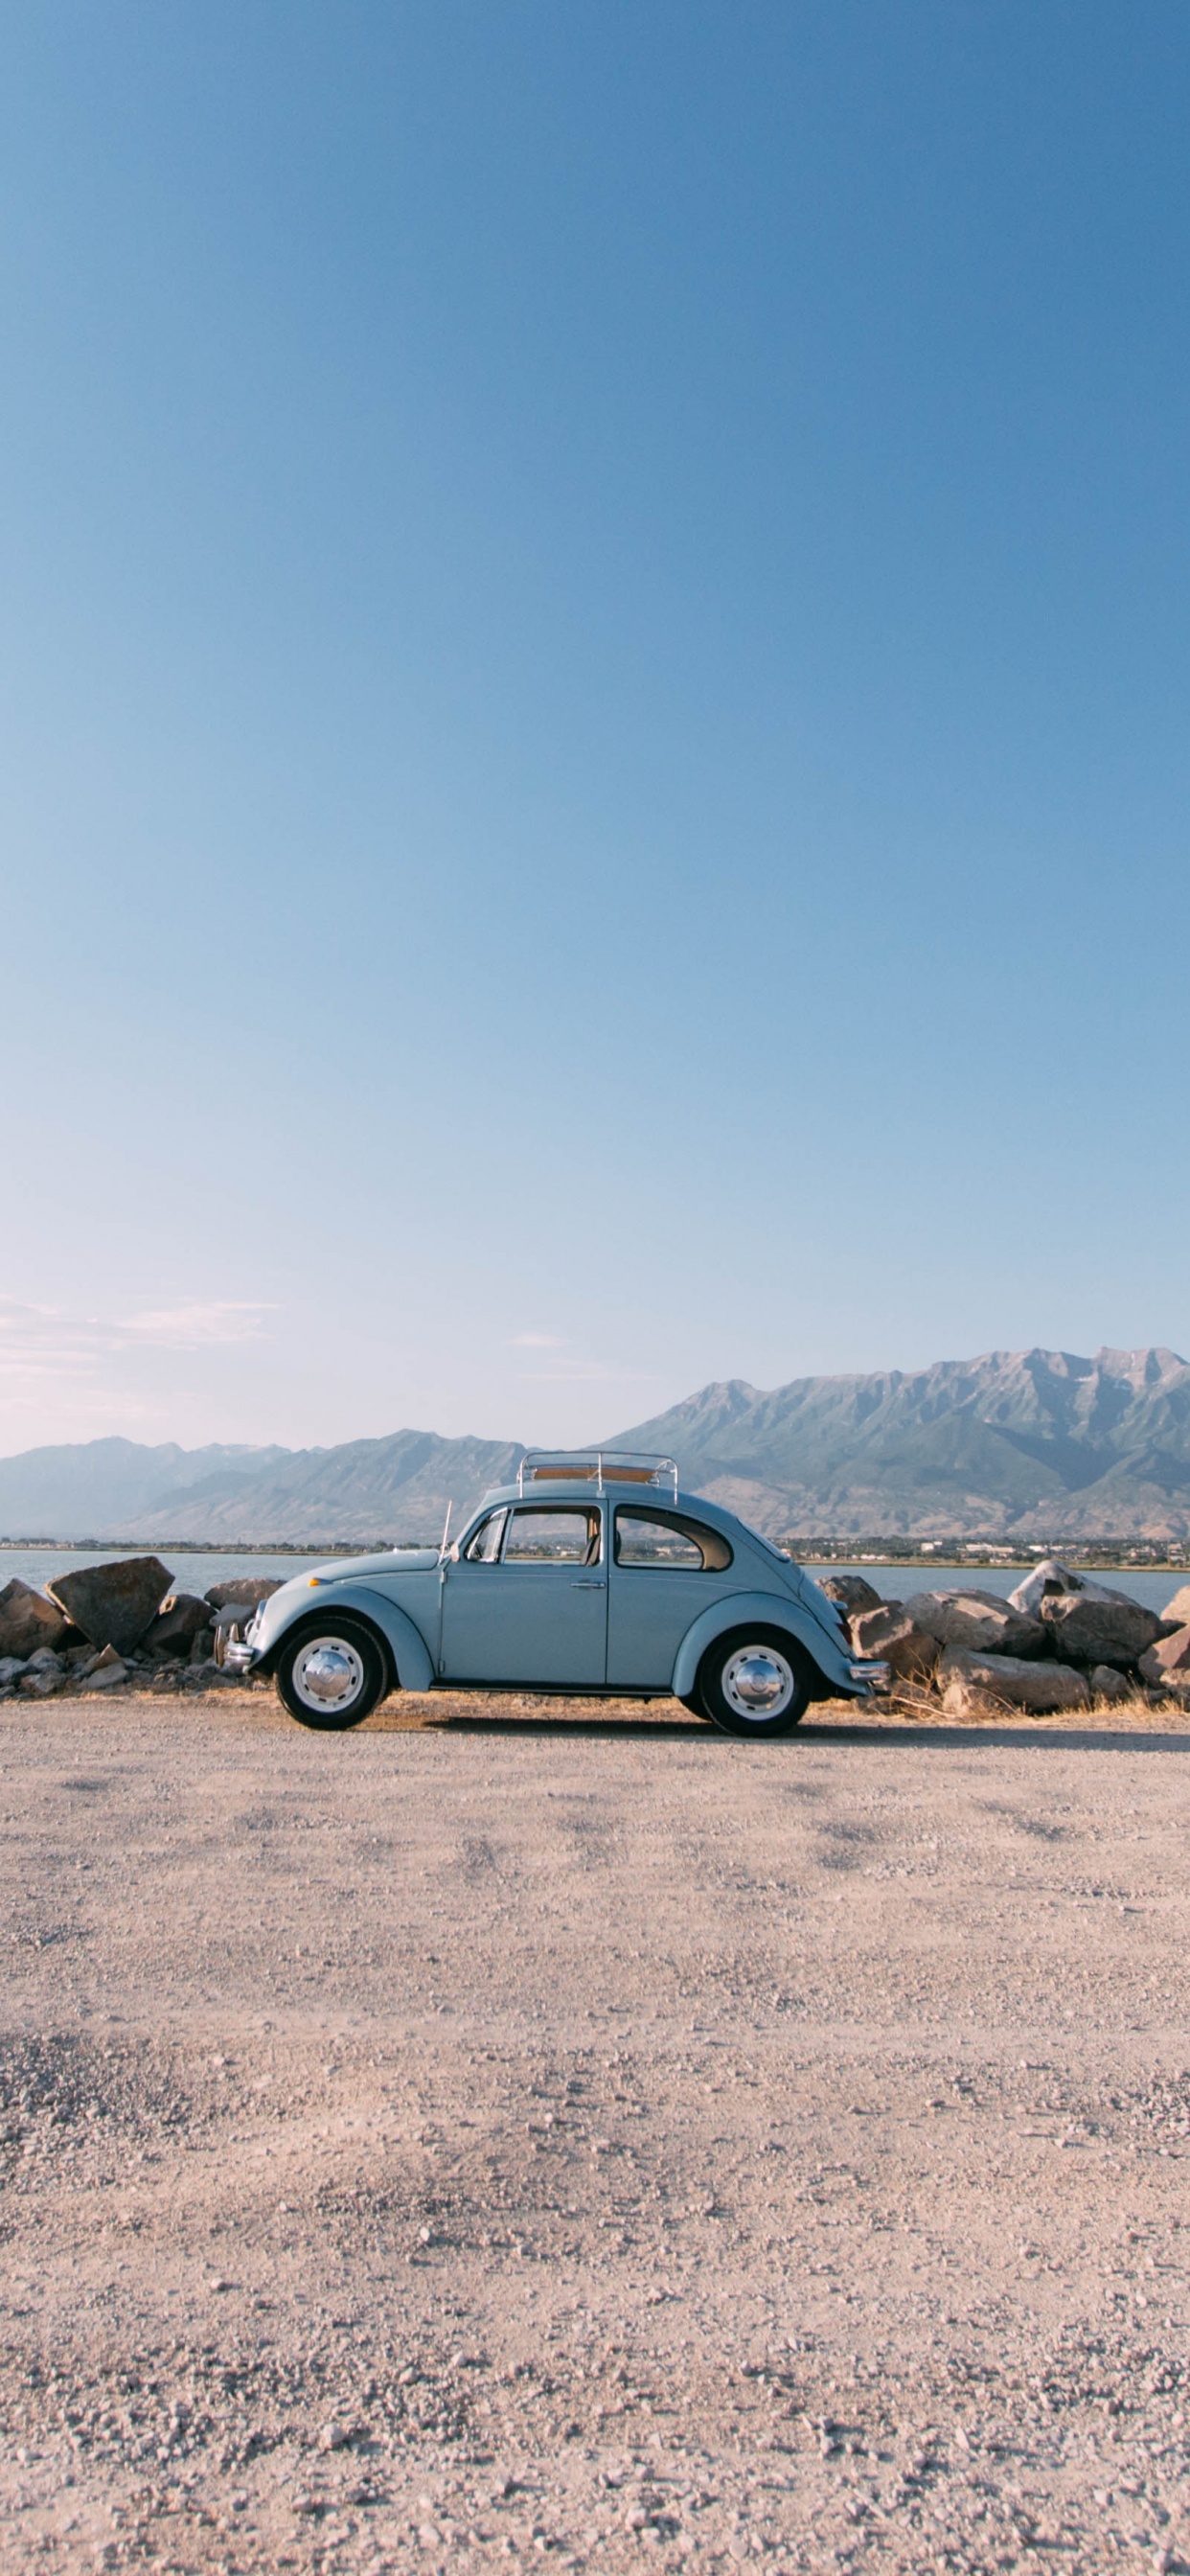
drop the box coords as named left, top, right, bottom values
left=2, top=1, right=1188, bottom=1453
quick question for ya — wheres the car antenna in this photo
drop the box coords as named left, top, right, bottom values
left=438, top=1501, right=453, bottom=1565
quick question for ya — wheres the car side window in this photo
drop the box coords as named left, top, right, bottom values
left=464, top=1507, right=508, bottom=1563
left=503, top=1507, right=602, bottom=1565
left=613, top=1508, right=733, bottom=1571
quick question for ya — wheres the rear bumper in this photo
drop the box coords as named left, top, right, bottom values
left=848, top=1658, right=891, bottom=1696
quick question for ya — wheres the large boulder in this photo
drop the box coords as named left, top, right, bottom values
left=1008, top=1557, right=1079, bottom=1615
left=817, top=1575, right=886, bottom=1623
left=143, top=1594, right=215, bottom=1657
left=1159, top=1584, right=1190, bottom=1629
left=938, top=1645, right=1090, bottom=1714
left=0, top=1578, right=70, bottom=1658
left=1139, top=1624, right=1190, bottom=1692
left=850, top=1600, right=940, bottom=1683
left=904, top=1588, right=1047, bottom=1658
left=1008, top=1561, right=1070, bottom=1610
left=1039, top=1592, right=1164, bottom=1671
left=46, top=1556, right=173, bottom=1656
left=204, top=1578, right=283, bottom=1611
left=1008, top=1558, right=1143, bottom=1617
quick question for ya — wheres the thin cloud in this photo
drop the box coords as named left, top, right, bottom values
left=508, top=1332, right=568, bottom=1349
left=121, top=1302, right=278, bottom=1347
left=0, top=1301, right=117, bottom=1389
left=0, top=1296, right=279, bottom=1431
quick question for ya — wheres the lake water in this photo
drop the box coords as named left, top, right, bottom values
left=0, top=1547, right=332, bottom=1598
left=1, top=1544, right=1185, bottom=1618
left=804, top=1561, right=1186, bottom=1616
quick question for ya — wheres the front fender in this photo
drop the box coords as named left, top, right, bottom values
left=254, top=1581, right=436, bottom=1692
left=671, top=1590, right=858, bottom=1701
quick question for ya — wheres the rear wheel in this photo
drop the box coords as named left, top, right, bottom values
left=276, top=1617, right=389, bottom=1732
left=696, top=1628, right=814, bottom=1738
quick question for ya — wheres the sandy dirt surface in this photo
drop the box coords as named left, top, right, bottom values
left=4, top=1687, right=1190, bottom=2576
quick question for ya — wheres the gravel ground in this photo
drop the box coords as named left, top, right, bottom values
left=4, top=1686, right=1190, bottom=2575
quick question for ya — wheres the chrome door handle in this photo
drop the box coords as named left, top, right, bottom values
left=572, top=1578, right=606, bottom=1589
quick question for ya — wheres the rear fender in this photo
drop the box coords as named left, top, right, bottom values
left=255, top=1582, right=436, bottom=1692
left=671, top=1591, right=856, bottom=1702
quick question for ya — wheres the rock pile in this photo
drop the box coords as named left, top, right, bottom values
left=2, top=1552, right=1186, bottom=1719
left=819, top=1559, right=1188, bottom=1714
left=0, top=1563, right=282, bottom=1700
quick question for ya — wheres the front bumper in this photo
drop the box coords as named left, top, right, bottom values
left=215, top=1623, right=262, bottom=1677
left=849, top=1658, right=892, bottom=1695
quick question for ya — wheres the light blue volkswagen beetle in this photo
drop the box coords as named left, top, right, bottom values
left=221, top=1453, right=890, bottom=1737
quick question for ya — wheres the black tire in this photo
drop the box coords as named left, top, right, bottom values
left=696, top=1626, right=815, bottom=1738
left=275, top=1615, right=390, bottom=1732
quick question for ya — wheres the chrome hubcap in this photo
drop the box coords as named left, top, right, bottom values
left=721, top=1644, right=795, bottom=1721
left=293, top=1638, right=366, bottom=1712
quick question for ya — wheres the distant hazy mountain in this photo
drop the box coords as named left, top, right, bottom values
left=2, top=1348, right=1188, bottom=1543
left=0, top=1430, right=526, bottom=1545
left=131, top=1430, right=525, bottom=1545
left=0, top=1437, right=290, bottom=1538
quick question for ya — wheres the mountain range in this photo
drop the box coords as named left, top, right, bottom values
left=614, top=1346, right=1190, bottom=1538
left=1, top=1347, right=1188, bottom=1544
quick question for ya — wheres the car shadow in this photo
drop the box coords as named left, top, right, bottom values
left=420, top=1700, right=707, bottom=1739
left=413, top=1695, right=1190, bottom=1754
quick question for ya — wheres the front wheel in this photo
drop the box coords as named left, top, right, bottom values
left=276, top=1617, right=389, bottom=1732
left=696, top=1628, right=814, bottom=1738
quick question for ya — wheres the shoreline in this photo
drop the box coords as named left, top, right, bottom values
left=4, top=1536, right=1189, bottom=1571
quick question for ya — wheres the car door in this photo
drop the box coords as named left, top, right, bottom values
left=439, top=1502, right=607, bottom=1686
left=606, top=1505, right=735, bottom=1689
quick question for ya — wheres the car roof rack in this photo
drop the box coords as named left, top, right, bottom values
left=517, top=1449, right=679, bottom=1502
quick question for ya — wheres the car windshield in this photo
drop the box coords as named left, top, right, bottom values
left=464, top=1508, right=508, bottom=1563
